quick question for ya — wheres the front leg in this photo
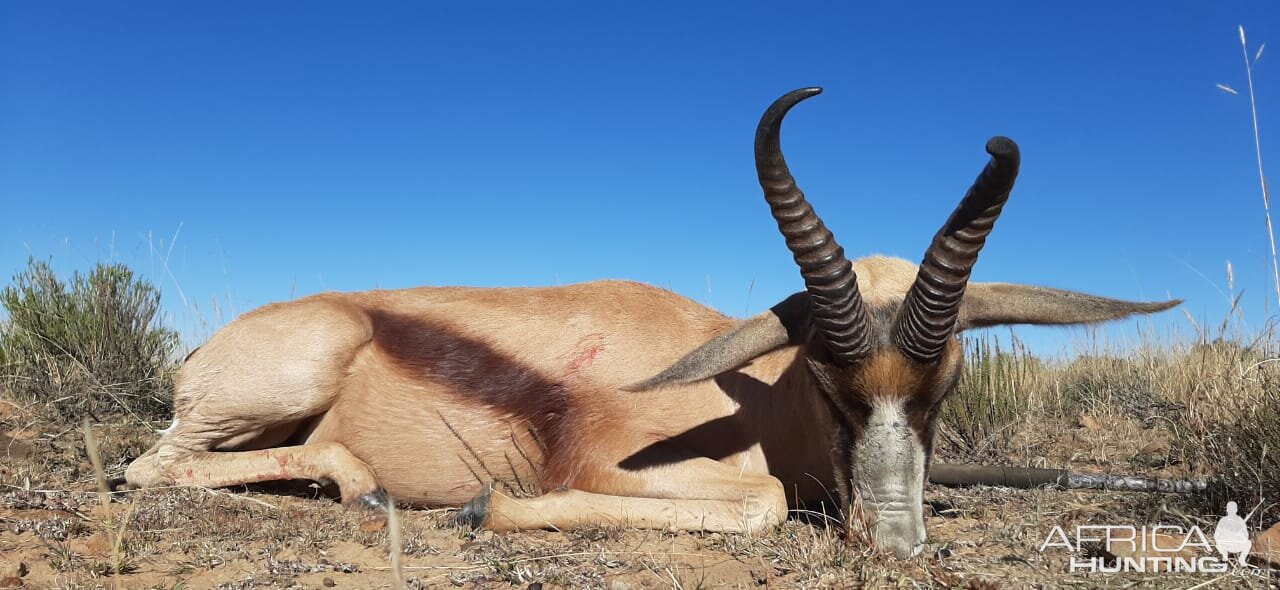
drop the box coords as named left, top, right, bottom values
left=457, top=457, right=788, bottom=535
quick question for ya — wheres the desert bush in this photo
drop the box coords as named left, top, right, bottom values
left=0, top=258, right=178, bottom=422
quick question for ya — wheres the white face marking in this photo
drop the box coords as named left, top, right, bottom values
left=852, top=400, right=926, bottom=558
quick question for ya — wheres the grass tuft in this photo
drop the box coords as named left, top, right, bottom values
left=938, top=338, right=1038, bottom=461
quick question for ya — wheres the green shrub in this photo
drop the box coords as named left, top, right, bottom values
left=0, top=258, right=178, bottom=422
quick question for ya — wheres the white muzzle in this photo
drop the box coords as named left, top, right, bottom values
left=853, top=401, right=926, bottom=558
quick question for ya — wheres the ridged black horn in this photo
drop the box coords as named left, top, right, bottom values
left=756, top=88, right=871, bottom=366
left=896, top=137, right=1020, bottom=362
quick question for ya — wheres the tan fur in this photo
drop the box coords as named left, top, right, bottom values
left=854, top=351, right=926, bottom=401
left=125, top=279, right=829, bottom=533
left=851, top=256, right=920, bottom=307
left=483, top=459, right=787, bottom=534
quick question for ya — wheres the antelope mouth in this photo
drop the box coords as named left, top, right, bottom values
left=865, top=501, right=926, bottom=558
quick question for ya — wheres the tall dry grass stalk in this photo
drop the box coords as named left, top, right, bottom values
left=83, top=419, right=140, bottom=586
left=1227, top=25, right=1279, bottom=310
left=83, top=419, right=111, bottom=520
left=386, top=497, right=407, bottom=590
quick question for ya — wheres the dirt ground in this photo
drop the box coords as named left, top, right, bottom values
left=2, top=402, right=1278, bottom=589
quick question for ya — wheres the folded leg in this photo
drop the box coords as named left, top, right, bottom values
left=125, top=418, right=384, bottom=508
left=459, top=457, right=788, bottom=535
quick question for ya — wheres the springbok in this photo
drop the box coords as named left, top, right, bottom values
left=122, top=87, right=1178, bottom=557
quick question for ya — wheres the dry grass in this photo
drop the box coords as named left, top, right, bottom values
left=940, top=328, right=1280, bottom=509
left=937, top=339, right=1041, bottom=461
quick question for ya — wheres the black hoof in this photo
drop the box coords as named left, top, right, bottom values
left=107, top=476, right=129, bottom=492
left=455, top=486, right=492, bottom=529
left=355, top=488, right=391, bottom=512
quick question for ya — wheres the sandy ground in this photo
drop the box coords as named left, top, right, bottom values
left=4, top=476, right=1279, bottom=588
left=2, top=404, right=1278, bottom=588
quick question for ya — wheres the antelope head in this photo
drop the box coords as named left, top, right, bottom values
left=630, top=88, right=1179, bottom=557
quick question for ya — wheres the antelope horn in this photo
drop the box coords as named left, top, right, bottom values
left=756, top=87, right=871, bottom=366
left=896, top=137, right=1020, bottom=362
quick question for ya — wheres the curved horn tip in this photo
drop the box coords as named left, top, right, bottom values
left=767, top=87, right=824, bottom=112
left=985, top=136, right=1020, bottom=159
left=787, top=86, right=823, bottom=99
left=756, top=87, right=826, bottom=159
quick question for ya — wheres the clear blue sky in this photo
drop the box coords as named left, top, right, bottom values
left=2, top=2, right=1277, bottom=354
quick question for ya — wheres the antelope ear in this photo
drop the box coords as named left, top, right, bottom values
left=623, top=292, right=810, bottom=392
left=958, top=282, right=1181, bottom=331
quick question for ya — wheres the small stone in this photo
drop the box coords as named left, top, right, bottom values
left=85, top=531, right=113, bottom=556
left=0, top=561, right=26, bottom=589
left=323, top=577, right=337, bottom=587
left=333, top=562, right=359, bottom=573
left=359, top=517, right=387, bottom=533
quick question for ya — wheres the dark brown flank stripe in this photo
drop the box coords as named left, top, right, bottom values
left=366, top=309, right=580, bottom=488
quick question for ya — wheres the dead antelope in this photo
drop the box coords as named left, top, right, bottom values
left=123, top=87, right=1178, bottom=557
